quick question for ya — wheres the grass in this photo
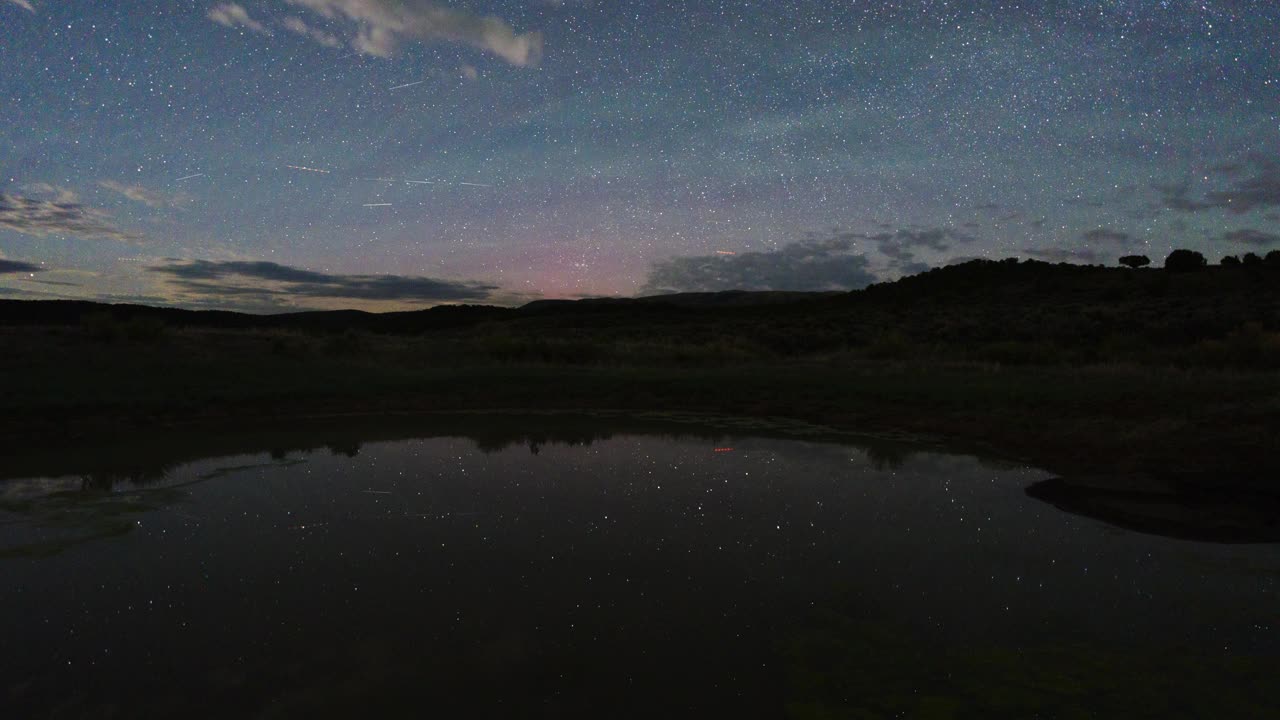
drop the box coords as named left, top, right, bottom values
left=2, top=323, right=1277, bottom=478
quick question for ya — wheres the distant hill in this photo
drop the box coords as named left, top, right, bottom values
left=522, top=290, right=843, bottom=312
left=0, top=288, right=840, bottom=330
left=0, top=298, right=513, bottom=333
left=2, top=259, right=1277, bottom=366
left=2, top=258, right=1277, bottom=476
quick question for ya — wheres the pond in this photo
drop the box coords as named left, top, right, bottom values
left=2, top=414, right=1277, bottom=718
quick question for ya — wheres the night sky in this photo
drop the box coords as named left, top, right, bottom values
left=2, top=0, right=1278, bottom=312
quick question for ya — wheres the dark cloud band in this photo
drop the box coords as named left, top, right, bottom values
left=148, top=259, right=501, bottom=304
left=1217, top=229, right=1280, bottom=247
left=1158, top=156, right=1280, bottom=215
left=0, top=259, right=45, bottom=274
left=641, top=238, right=877, bottom=294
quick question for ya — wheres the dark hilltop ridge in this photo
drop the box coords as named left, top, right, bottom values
left=2, top=253, right=1280, bottom=351
left=4, top=255, right=1278, bottom=365
left=3, top=256, right=1278, bottom=482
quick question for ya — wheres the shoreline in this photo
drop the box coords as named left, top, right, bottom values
left=5, top=362, right=1277, bottom=484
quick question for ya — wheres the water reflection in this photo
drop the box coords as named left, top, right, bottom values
left=2, top=412, right=897, bottom=489
left=0, top=459, right=306, bottom=559
left=1027, top=476, right=1280, bottom=544
left=2, top=414, right=1277, bottom=718
left=1, top=413, right=922, bottom=560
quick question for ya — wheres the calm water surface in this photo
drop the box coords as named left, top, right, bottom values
left=2, top=419, right=1277, bottom=718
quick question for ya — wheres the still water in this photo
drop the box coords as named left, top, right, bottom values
left=2, top=416, right=1277, bottom=718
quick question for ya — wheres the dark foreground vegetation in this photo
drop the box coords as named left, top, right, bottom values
left=2, top=257, right=1278, bottom=479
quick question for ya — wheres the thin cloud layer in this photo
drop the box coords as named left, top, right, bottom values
left=208, top=3, right=271, bottom=35
left=641, top=239, right=877, bottom=294
left=98, top=181, right=189, bottom=209
left=1082, top=228, right=1134, bottom=244
left=148, top=259, right=502, bottom=304
left=1158, top=155, right=1280, bottom=214
left=844, top=226, right=979, bottom=275
left=284, top=0, right=543, bottom=66
left=1217, top=229, right=1280, bottom=247
left=22, top=183, right=78, bottom=203
left=860, top=227, right=977, bottom=260
left=282, top=16, right=341, bottom=47
left=642, top=226, right=983, bottom=294
left=0, top=194, right=140, bottom=242
left=6, top=0, right=35, bottom=13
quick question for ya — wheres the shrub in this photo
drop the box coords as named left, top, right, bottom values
left=269, top=333, right=310, bottom=358
left=865, top=330, right=912, bottom=361
left=322, top=329, right=365, bottom=356
left=121, top=316, right=167, bottom=343
left=977, top=340, right=1058, bottom=366
left=1266, top=250, right=1280, bottom=266
left=1190, top=323, right=1280, bottom=369
left=1241, top=252, right=1263, bottom=267
left=1119, top=255, right=1150, bottom=269
left=1221, top=255, right=1241, bottom=266
left=82, top=311, right=120, bottom=343
left=81, top=311, right=166, bottom=343
left=1164, top=249, right=1206, bottom=272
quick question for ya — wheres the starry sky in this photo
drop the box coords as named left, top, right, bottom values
left=2, top=0, right=1278, bottom=312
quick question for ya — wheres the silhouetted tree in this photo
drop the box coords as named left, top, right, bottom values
left=1164, top=249, right=1206, bottom=271
left=1221, top=255, right=1242, bottom=266
left=1242, top=252, right=1263, bottom=267
left=1119, top=255, right=1150, bottom=268
left=1266, top=250, right=1280, bottom=266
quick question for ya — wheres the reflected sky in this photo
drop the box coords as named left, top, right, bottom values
left=3, top=428, right=1278, bottom=717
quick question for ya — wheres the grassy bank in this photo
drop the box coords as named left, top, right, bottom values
left=4, top=260, right=1277, bottom=478
left=3, top=323, right=1277, bottom=478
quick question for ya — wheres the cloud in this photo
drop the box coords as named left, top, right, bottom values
left=22, top=183, right=77, bottom=203
left=1217, top=229, right=1280, bottom=247
left=861, top=227, right=977, bottom=255
left=839, top=226, right=979, bottom=274
left=0, top=194, right=141, bottom=242
left=284, top=0, right=543, bottom=66
left=98, top=181, right=190, bottom=209
left=25, top=278, right=80, bottom=287
left=5, top=0, right=34, bottom=13
left=1081, top=228, right=1133, bottom=244
left=282, top=16, right=341, bottom=47
left=0, top=259, right=43, bottom=274
left=208, top=3, right=271, bottom=34
left=147, top=259, right=502, bottom=304
left=1154, top=182, right=1212, bottom=212
left=1022, top=247, right=1104, bottom=264
left=1158, top=155, right=1280, bottom=214
left=897, top=261, right=932, bottom=276
left=645, top=226, right=980, bottom=293
left=640, top=238, right=877, bottom=294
